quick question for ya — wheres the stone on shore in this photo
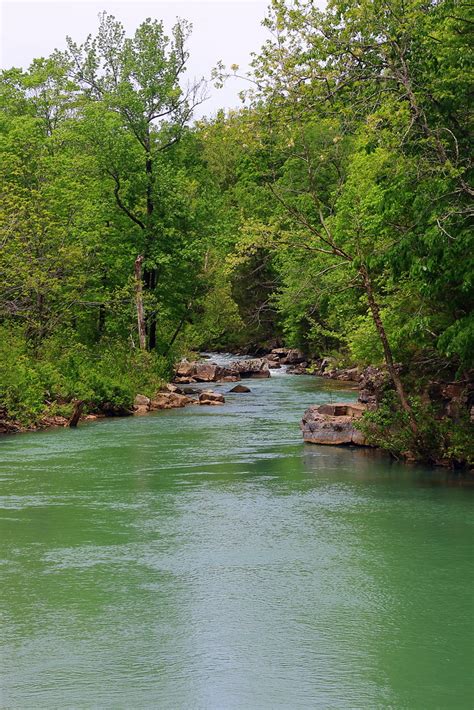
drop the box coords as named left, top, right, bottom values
left=150, top=392, right=194, bottom=410
left=134, top=394, right=151, bottom=414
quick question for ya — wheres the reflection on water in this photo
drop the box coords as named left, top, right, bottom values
left=0, top=361, right=473, bottom=708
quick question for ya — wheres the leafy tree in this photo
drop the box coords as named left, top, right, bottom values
left=65, top=12, right=207, bottom=349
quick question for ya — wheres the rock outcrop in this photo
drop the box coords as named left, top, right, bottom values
left=301, top=403, right=368, bottom=446
left=358, top=366, right=391, bottom=406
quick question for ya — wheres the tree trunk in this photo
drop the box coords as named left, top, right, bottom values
left=144, top=138, right=157, bottom=350
left=144, top=265, right=157, bottom=350
left=164, top=297, right=195, bottom=356
left=68, top=400, right=84, bottom=428
left=148, top=318, right=157, bottom=351
left=134, top=255, right=147, bottom=350
left=360, top=266, right=419, bottom=437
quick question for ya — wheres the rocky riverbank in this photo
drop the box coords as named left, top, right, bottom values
left=0, top=356, right=261, bottom=435
left=2, top=350, right=471, bottom=469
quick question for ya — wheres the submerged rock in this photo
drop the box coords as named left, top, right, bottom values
left=301, top=403, right=368, bottom=446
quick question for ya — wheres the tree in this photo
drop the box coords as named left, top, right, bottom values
left=65, top=12, right=207, bottom=349
left=230, top=0, right=474, bottom=443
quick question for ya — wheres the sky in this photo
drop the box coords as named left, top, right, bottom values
left=0, top=0, right=271, bottom=118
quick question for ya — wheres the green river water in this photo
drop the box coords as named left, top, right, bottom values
left=1, top=358, right=473, bottom=709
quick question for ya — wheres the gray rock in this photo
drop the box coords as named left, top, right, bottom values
left=301, top=403, right=367, bottom=446
left=174, top=360, right=240, bottom=383
left=150, top=392, right=194, bottom=410
left=227, top=358, right=270, bottom=379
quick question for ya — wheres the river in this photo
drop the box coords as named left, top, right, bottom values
left=0, top=357, right=473, bottom=708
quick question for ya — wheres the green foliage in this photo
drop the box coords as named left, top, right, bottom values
left=183, top=278, right=246, bottom=351
left=0, top=327, right=170, bottom=424
left=357, top=393, right=474, bottom=466
left=438, top=313, right=474, bottom=371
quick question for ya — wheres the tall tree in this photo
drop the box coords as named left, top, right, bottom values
left=65, top=12, right=207, bottom=349
left=234, top=0, right=474, bottom=441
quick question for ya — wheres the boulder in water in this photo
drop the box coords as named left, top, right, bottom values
left=199, top=390, right=225, bottom=405
left=301, top=403, right=367, bottom=446
left=266, top=358, right=281, bottom=369
left=227, top=358, right=270, bottom=379
left=174, top=359, right=240, bottom=383
left=230, top=384, right=251, bottom=393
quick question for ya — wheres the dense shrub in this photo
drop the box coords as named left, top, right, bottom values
left=0, top=327, right=171, bottom=424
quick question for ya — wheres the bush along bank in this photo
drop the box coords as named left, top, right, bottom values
left=355, top=369, right=474, bottom=468
left=289, top=351, right=474, bottom=469
left=0, top=332, right=172, bottom=434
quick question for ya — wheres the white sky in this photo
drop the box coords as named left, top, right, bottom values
left=0, top=0, right=271, bottom=118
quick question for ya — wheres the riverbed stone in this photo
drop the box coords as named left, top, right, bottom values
left=174, top=360, right=240, bottom=383
left=266, top=359, right=281, bottom=369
